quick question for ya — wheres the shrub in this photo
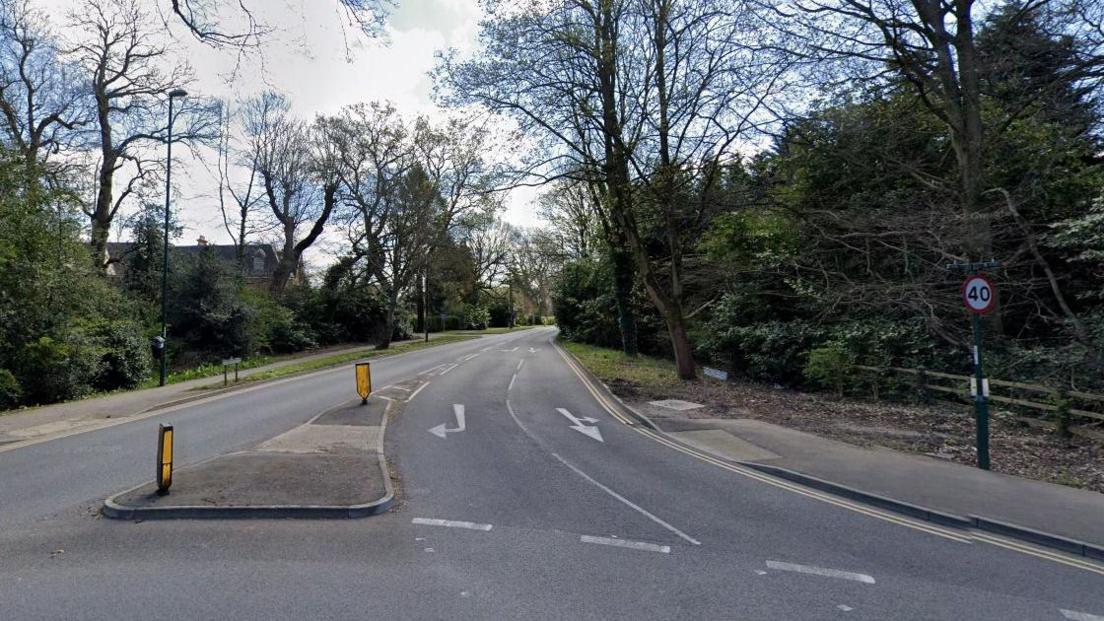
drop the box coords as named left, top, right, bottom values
left=73, top=318, right=152, bottom=391
left=0, top=368, right=21, bottom=409
left=16, top=335, right=101, bottom=404
left=462, top=305, right=490, bottom=330
left=698, top=319, right=824, bottom=384
left=804, top=345, right=854, bottom=396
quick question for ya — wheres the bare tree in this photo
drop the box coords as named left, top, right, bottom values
left=0, top=0, right=88, bottom=183
left=165, top=0, right=393, bottom=47
left=244, top=91, right=336, bottom=292
left=211, top=101, right=267, bottom=268
left=68, top=0, right=218, bottom=267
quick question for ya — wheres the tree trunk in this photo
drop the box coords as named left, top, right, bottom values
left=609, top=243, right=638, bottom=356
left=377, top=289, right=399, bottom=350
left=270, top=228, right=298, bottom=293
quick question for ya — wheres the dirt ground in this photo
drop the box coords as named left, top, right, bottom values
left=608, top=375, right=1104, bottom=494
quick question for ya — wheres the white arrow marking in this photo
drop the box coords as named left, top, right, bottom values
left=429, top=404, right=466, bottom=439
left=528, top=347, right=539, bottom=353
left=1062, top=610, right=1104, bottom=621
left=557, top=408, right=604, bottom=442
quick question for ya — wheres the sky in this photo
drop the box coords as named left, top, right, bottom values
left=35, top=0, right=542, bottom=267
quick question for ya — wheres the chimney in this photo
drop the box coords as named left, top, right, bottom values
left=196, top=235, right=208, bottom=246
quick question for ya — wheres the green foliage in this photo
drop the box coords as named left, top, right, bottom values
left=699, top=318, right=825, bottom=384
left=75, top=318, right=152, bottom=391
left=553, top=259, right=622, bottom=349
left=0, top=369, right=22, bottom=409
left=803, top=345, right=854, bottom=396
left=461, top=304, right=490, bottom=330
left=167, top=247, right=253, bottom=359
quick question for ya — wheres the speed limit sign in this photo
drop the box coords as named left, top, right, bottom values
left=962, top=275, right=996, bottom=314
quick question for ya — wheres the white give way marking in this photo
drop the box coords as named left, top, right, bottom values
left=557, top=408, right=603, bottom=442
left=429, top=404, right=466, bottom=439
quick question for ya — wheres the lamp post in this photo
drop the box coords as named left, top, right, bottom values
left=159, top=88, right=187, bottom=387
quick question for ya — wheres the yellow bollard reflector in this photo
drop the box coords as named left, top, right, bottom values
left=157, top=424, right=173, bottom=494
left=355, top=362, right=372, bottom=404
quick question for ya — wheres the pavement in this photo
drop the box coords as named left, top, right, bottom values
left=1, top=326, right=1102, bottom=620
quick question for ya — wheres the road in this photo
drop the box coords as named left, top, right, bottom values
left=1, top=327, right=1102, bottom=620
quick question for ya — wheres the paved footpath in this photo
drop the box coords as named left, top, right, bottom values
left=649, top=415, right=1104, bottom=554
left=0, top=327, right=1101, bottom=620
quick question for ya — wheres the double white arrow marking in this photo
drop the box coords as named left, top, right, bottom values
left=429, top=404, right=466, bottom=439
left=557, top=408, right=603, bottom=442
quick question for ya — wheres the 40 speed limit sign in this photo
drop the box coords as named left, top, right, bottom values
left=962, top=275, right=996, bottom=314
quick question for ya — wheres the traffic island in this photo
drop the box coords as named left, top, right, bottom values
left=103, top=397, right=394, bottom=520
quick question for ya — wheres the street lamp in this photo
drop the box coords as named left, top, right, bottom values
left=159, top=88, right=187, bottom=387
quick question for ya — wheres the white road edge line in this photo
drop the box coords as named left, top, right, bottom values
left=580, top=535, right=670, bottom=554
left=765, top=561, right=876, bottom=584
left=412, top=518, right=493, bottom=532
left=439, top=363, right=459, bottom=376
left=516, top=359, right=525, bottom=372
left=508, top=374, right=517, bottom=392
left=1062, top=609, right=1104, bottom=621
left=549, top=451, right=701, bottom=546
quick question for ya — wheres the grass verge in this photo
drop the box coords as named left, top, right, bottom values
left=560, top=340, right=681, bottom=397
left=199, top=334, right=477, bottom=388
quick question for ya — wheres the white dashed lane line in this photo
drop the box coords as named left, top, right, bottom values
left=412, top=518, right=493, bottom=532
left=580, top=535, right=670, bottom=554
left=765, top=560, right=876, bottom=584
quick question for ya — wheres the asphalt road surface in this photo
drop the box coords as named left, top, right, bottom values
left=1, top=327, right=1102, bottom=620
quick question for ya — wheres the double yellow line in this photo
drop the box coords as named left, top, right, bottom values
left=554, top=342, right=1104, bottom=576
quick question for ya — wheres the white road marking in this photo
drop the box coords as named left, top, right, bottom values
left=429, top=404, right=466, bottom=439
left=407, top=381, right=430, bottom=400
left=580, top=535, right=669, bottom=554
left=499, top=347, right=518, bottom=352
left=837, top=604, right=853, bottom=612
left=439, top=363, right=459, bottom=376
left=754, top=570, right=767, bottom=575
left=549, top=452, right=700, bottom=546
left=556, top=408, right=604, bottom=442
left=390, top=386, right=412, bottom=392
left=508, top=374, right=517, bottom=391
left=480, top=346, right=492, bottom=352
left=765, top=561, right=875, bottom=584
left=459, top=353, right=479, bottom=362
left=516, top=359, right=525, bottom=372
left=412, top=518, right=493, bottom=532
left=1062, top=610, right=1104, bottom=621
left=528, top=347, right=539, bottom=353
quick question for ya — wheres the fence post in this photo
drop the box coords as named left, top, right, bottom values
left=1053, top=386, right=1072, bottom=447
left=916, top=368, right=931, bottom=404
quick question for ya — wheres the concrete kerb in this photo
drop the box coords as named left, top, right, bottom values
left=101, top=398, right=396, bottom=521
left=555, top=342, right=1104, bottom=562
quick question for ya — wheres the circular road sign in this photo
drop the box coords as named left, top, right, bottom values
left=962, top=275, right=996, bottom=314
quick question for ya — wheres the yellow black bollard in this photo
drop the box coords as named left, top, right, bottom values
left=355, top=362, right=372, bottom=404
left=156, top=424, right=173, bottom=495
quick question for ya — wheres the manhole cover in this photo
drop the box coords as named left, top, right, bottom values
left=648, top=399, right=704, bottom=411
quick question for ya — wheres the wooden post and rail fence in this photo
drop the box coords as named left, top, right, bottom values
left=853, top=364, right=1104, bottom=439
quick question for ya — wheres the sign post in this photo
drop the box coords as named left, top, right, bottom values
left=948, top=261, right=999, bottom=470
left=355, top=362, right=372, bottom=405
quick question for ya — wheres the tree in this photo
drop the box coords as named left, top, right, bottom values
left=439, top=0, right=643, bottom=356
left=68, top=0, right=218, bottom=268
left=244, top=91, right=335, bottom=292
left=0, top=0, right=87, bottom=183
left=212, top=101, right=267, bottom=268
left=750, top=0, right=1104, bottom=265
